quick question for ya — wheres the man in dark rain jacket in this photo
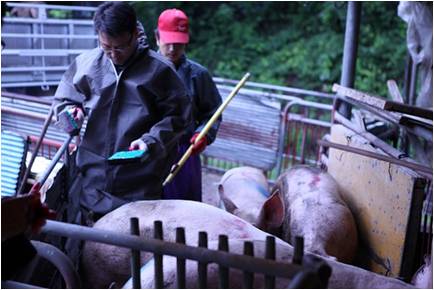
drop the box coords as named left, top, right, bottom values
left=155, top=9, right=223, bottom=202
left=54, top=2, right=191, bottom=223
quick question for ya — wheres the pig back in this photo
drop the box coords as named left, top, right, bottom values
left=123, top=239, right=415, bottom=289
left=276, top=165, right=358, bottom=263
left=81, top=200, right=273, bottom=288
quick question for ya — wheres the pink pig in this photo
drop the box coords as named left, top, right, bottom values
left=218, top=166, right=269, bottom=225
left=81, top=200, right=283, bottom=288
left=123, top=239, right=415, bottom=289
left=256, top=165, right=358, bottom=263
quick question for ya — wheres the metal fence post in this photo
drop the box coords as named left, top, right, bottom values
left=130, top=217, right=141, bottom=289
left=265, top=236, right=276, bottom=288
left=218, top=235, right=229, bottom=288
left=243, top=241, right=254, bottom=288
left=198, top=231, right=208, bottom=289
left=176, top=227, right=186, bottom=289
left=154, top=221, right=164, bottom=289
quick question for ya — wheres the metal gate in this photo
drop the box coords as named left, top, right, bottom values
left=35, top=219, right=331, bottom=289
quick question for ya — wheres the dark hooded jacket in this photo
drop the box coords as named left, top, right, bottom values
left=54, top=41, right=191, bottom=214
left=175, top=54, right=222, bottom=144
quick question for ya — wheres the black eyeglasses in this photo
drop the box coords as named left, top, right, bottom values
left=99, top=34, right=134, bottom=53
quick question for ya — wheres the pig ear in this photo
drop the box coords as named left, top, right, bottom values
left=256, top=190, right=285, bottom=231
left=218, top=184, right=238, bottom=214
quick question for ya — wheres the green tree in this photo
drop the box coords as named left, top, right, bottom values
left=132, top=2, right=406, bottom=97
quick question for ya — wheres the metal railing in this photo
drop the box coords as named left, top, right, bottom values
left=1, top=81, right=334, bottom=182
left=1, top=2, right=97, bottom=89
left=39, top=219, right=331, bottom=288
left=205, top=79, right=333, bottom=180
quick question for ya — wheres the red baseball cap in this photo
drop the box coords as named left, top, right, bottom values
left=158, top=9, right=189, bottom=44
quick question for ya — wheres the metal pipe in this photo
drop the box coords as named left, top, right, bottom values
left=6, top=2, right=97, bottom=11
left=213, top=77, right=335, bottom=99
left=3, top=18, right=93, bottom=25
left=16, top=105, right=54, bottom=195
left=1, top=106, right=55, bottom=122
left=1, top=81, right=61, bottom=88
left=41, top=220, right=308, bottom=279
left=176, top=227, right=186, bottom=289
left=264, top=236, right=276, bottom=288
left=337, top=1, right=362, bottom=118
left=1, top=91, right=53, bottom=105
left=37, top=134, right=74, bottom=187
left=292, top=237, right=304, bottom=265
left=130, top=218, right=141, bottom=289
left=218, top=235, right=229, bottom=289
left=403, top=53, right=413, bottom=104
left=317, top=139, right=432, bottom=178
left=243, top=241, right=254, bottom=288
left=333, top=112, right=414, bottom=158
left=2, top=49, right=87, bottom=56
left=31, top=241, right=81, bottom=289
left=2, top=66, right=68, bottom=72
left=276, top=98, right=332, bottom=175
left=2, top=33, right=97, bottom=39
left=197, top=231, right=208, bottom=289
left=409, top=61, right=419, bottom=106
left=153, top=221, right=164, bottom=289
left=276, top=100, right=297, bottom=176
left=286, top=113, right=332, bottom=128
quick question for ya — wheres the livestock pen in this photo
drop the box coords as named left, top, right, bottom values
left=1, top=1, right=432, bottom=289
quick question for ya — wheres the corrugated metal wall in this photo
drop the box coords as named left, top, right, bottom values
left=1, top=131, right=27, bottom=196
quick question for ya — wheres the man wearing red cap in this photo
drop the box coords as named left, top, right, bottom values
left=156, top=8, right=222, bottom=202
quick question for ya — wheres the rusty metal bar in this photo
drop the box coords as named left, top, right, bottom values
left=292, top=236, right=304, bottom=265
left=218, top=235, right=229, bottom=289
left=197, top=231, right=208, bottom=289
left=176, top=227, right=186, bottom=289
left=243, top=241, right=254, bottom=288
left=317, top=139, right=432, bottom=178
left=130, top=218, right=141, bottom=289
left=153, top=221, right=164, bottom=289
left=265, top=236, right=276, bottom=288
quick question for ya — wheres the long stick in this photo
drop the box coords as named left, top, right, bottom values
left=163, top=72, right=251, bottom=186
left=17, top=105, right=54, bottom=195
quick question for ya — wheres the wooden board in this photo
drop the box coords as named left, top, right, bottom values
left=333, top=83, right=433, bottom=120
left=327, top=124, right=425, bottom=277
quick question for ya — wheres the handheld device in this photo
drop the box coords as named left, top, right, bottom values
left=56, top=109, right=80, bottom=136
left=107, top=149, right=149, bottom=165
